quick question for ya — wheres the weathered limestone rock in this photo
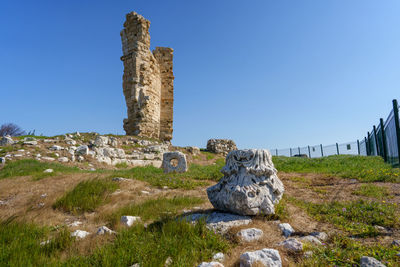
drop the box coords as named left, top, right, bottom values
left=0, top=135, right=14, bottom=146
left=212, top=253, right=225, bottom=262
left=121, top=12, right=174, bottom=141
left=120, top=216, right=141, bottom=227
left=198, top=263, right=224, bottom=267
left=71, top=230, right=90, bottom=239
left=279, top=238, right=303, bottom=252
left=240, top=248, right=282, bottom=267
left=185, top=211, right=252, bottom=234
left=207, top=149, right=284, bottom=216
left=360, top=256, right=386, bottom=267
left=161, top=151, right=187, bottom=173
left=299, top=235, right=322, bottom=245
left=310, top=231, right=328, bottom=241
left=278, top=223, right=294, bottom=238
left=207, top=139, right=237, bottom=155
left=96, top=226, right=116, bottom=235
left=0, top=157, right=5, bottom=164
left=76, top=145, right=89, bottom=155
left=237, top=228, right=264, bottom=242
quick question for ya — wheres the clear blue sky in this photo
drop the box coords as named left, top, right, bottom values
left=1, top=0, right=400, bottom=149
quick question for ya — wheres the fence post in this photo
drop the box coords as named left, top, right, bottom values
left=393, top=99, right=400, bottom=166
left=380, top=118, right=388, bottom=162
left=298, top=147, right=301, bottom=155
left=364, top=136, right=368, bottom=155
left=320, top=144, right=324, bottom=157
left=357, top=139, right=360, bottom=155
left=367, top=132, right=370, bottom=155
left=373, top=125, right=380, bottom=156
left=308, top=146, right=311, bottom=158
left=336, top=143, right=339, bottom=155
left=290, top=148, right=292, bottom=157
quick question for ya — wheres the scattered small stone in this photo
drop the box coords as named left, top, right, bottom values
left=392, top=240, right=400, bottom=246
left=374, top=225, right=386, bottom=231
left=41, top=157, right=55, bottom=161
left=40, top=193, right=47, bottom=198
left=212, top=252, right=224, bottom=262
left=360, top=256, right=386, bottom=267
left=163, top=186, right=169, bottom=189
left=304, top=251, right=313, bottom=258
left=18, top=149, right=25, bottom=152
left=49, top=145, right=63, bottom=151
left=0, top=200, right=7, bottom=206
left=130, top=264, right=140, bottom=267
left=24, top=141, right=38, bottom=145
left=43, top=169, right=54, bottom=173
left=141, top=190, right=150, bottom=195
left=0, top=135, right=14, bottom=146
left=37, top=203, right=45, bottom=207
left=120, top=216, right=141, bottom=227
left=112, top=177, right=129, bottom=182
left=240, top=248, right=282, bottom=267
left=197, top=262, right=224, bottom=267
left=278, top=223, right=294, bottom=238
left=89, top=168, right=96, bottom=171
left=164, top=256, right=173, bottom=266
left=40, top=240, right=51, bottom=246
left=96, top=226, right=116, bottom=235
left=310, top=231, right=328, bottom=241
left=185, top=212, right=252, bottom=234
left=71, top=230, right=90, bottom=239
left=58, top=157, right=69, bottom=163
left=237, top=228, right=263, bottom=242
left=0, top=157, right=5, bottom=164
left=279, top=238, right=303, bottom=252
left=54, top=153, right=60, bottom=157
left=14, top=154, right=23, bottom=157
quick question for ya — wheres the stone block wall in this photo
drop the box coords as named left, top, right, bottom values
left=121, top=12, right=174, bottom=141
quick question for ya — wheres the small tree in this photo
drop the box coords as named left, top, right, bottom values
left=0, top=123, right=26, bottom=137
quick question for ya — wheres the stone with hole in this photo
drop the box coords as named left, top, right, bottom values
left=161, top=151, right=188, bottom=173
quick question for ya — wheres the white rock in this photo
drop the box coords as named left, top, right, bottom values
left=40, top=240, right=51, bottom=246
left=392, top=240, right=400, bottom=246
left=71, top=230, right=90, bottom=239
left=94, top=136, right=109, bottom=147
left=185, top=212, right=252, bottom=234
left=96, top=226, right=116, bottom=235
left=24, top=141, right=37, bottom=145
left=237, top=228, right=263, bottom=242
left=49, top=145, right=63, bottom=151
left=58, top=157, right=69, bottom=163
left=120, top=216, right=141, bottom=227
left=112, top=177, right=129, bottom=182
left=0, top=157, right=5, bottom=164
left=141, top=190, right=150, bottom=195
left=299, top=235, right=322, bottom=245
left=14, top=154, right=23, bottom=157
left=36, top=153, right=42, bottom=158
left=310, top=231, right=328, bottom=241
left=207, top=149, right=284, bottom=216
left=360, top=256, right=386, bottom=267
left=41, top=157, right=55, bottom=161
left=212, top=252, right=225, bottom=262
left=279, top=238, right=303, bottom=252
left=41, top=193, right=47, bottom=198
left=65, top=139, right=77, bottom=145
left=43, top=169, right=53, bottom=173
left=198, top=262, right=224, bottom=267
left=161, top=151, right=188, bottom=173
left=76, top=145, right=89, bottom=155
left=0, top=135, right=14, bottom=146
left=240, top=248, right=282, bottom=267
left=77, top=155, right=84, bottom=162
left=278, top=223, right=294, bottom=238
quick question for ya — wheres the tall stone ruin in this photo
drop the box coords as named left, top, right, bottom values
left=121, top=12, right=174, bottom=141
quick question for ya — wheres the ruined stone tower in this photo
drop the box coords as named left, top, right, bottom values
left=121, top=12, right=174, bottom=141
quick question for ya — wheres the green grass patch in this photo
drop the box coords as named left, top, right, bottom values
left=108, top=161, right=224, bottom=189
left=0, top=159, right=80, bottom=180
left=115, top=162, right=129, bottom=169
left=15, top=135, right=49, bottom=140
left=288, top=197, right=399, bottom=237
left=53, top=178, right=118, bottom=214
left=0, top=218, right=74, bottom=266
left=352, top=184, right=390, bottom=199
left=301, top=235, right=400, bottom=266
left=107, top=196, right=204, bottom=227
left=201, top=151, right=216, bottom=160
left=0, top=145, right=20, bottom=157
left=66, top=218, right=229, bottom=267
left=273, top=155, right=400, bottom=183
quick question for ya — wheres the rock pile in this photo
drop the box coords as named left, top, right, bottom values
left=206, top=139, right=237, bottom=155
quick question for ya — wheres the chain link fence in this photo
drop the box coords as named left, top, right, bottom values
left=272, top=99, right=400, bottom=167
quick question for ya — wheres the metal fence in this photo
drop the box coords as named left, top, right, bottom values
left=272, top=99, right=400, bottom=167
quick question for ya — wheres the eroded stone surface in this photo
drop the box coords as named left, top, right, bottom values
left=198, top=262, right=224, bottom=267
left=360, top=256, right=386, bottom=267
left=240, top=248, right=282, bottom=267
left=0, top=135, right=14, bottom=146
left=121, top=216, right=141, bottom=227
left=121, top=12, right=174, bottom=141
left=278, top=223, right=294, bottom=238
left=207, top=149, right=284, bottom=216
left=161, top=151, right=187, bottom=173
left=185, top=211, right=252, bottom=234
left=237, top=228, right=263, bottom=242
left=279, top=238, right=303, bottom=252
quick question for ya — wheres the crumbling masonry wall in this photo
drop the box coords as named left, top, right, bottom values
left=121, top=12, right=174, bottom=141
